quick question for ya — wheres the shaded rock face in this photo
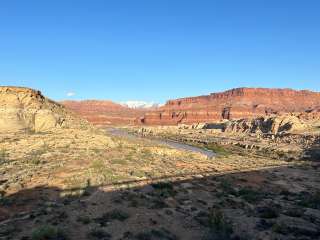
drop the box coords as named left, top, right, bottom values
left=137, top=88, right=320, bottom=125
left=34, top=110, right=61, bottom=132
left=61, top=100, right=148, bottom=126
left=0, top=87, right=87, bottom=133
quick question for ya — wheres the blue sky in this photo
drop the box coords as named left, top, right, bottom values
left=0, top=0, right=319, bottom=103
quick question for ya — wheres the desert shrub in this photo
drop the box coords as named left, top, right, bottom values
left=94, top=209, right=130, bottom=226
left=218, top=179, right=236, bottom=195
left=272, top=223, right=288, bottom=235
left=77, top=215, right=91, bottom=224
left=283, top=208, right=304, bottom=218
left=134, top=232, right=153, bottom=240
left=30, top=157, right=42, bottom=165
left=150, top=198, right=169, bottom=209
left=0, top=192, right=12, bottom=206
left=237, top=187, right=264, bottom=203
left=91, top=159, right=105, bottom=172
left=87, top=228, right=111, bottom=239
left=152, top=182, right=173, bottom=190
left=110, top=158, right=127, bottom=165
left=209, top=208, right=232, bottom=233
left=31, top=225, right=67, bottom=240
left=131, top=170, right=146, bottom=178
left=205, top=144, right=230, bottom=156
left=91, top=159, right=116, bottom=182
left=256, top=206, right=279, bottom=219
left=28, top=144, right=49, bottom=165
left=152, top=182, right=176, bottom=198
left=135, top=228, right=178, bottom=240
left=299, top=191, right=320, bottom=209
left=0, top=148, right=8, bottom=164
left=141, top=148, right=153, bottom=158
left=196, top=208, right=233, bottom=240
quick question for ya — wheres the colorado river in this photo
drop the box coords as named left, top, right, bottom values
left=107, top=128, right=216, bottom=158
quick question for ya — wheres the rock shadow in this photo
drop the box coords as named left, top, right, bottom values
left=1, top=162, right=320, bottom=240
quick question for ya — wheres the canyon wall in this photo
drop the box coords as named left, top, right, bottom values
left=136, top=88, right=320, bottom=125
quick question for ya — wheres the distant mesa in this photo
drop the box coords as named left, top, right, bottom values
left=0, top=86, right=89, bottom=133
left=135, top=87, right=320, bottom=125
left=61, top=100, right=150, bottom=126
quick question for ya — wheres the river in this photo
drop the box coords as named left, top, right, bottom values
left=106, top=128, right=216, bottom=159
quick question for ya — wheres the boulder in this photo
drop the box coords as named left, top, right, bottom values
left=34, top=110, right=61, bottom=132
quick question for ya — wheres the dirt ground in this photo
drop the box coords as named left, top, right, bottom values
left=0, top=128, right=320, bottom=240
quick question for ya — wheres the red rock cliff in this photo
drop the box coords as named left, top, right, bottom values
left=136, top=88, right=320, bottom=125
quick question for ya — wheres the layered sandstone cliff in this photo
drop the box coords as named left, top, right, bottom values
left=136, top=88, right=320, bottom=125
left=0, top=86, right=89, bottom=132
left=61, top=100, right=148, bottom=125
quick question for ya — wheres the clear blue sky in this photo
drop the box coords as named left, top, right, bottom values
left=0, top=0, right=319, bottom=103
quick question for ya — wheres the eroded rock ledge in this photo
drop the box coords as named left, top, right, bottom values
left=0, top=86, right=89, bottom=133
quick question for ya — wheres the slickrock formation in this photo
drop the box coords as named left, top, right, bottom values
left=0, top=86, right=89, bottom=133
left=136, top=88, right=320, bottom=125
left=61, top=100, right=148, bottom=125
left=224, top=115, right=306, bottom=134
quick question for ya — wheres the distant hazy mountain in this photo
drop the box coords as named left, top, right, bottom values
left=120, top=101, right=162, bottom=109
